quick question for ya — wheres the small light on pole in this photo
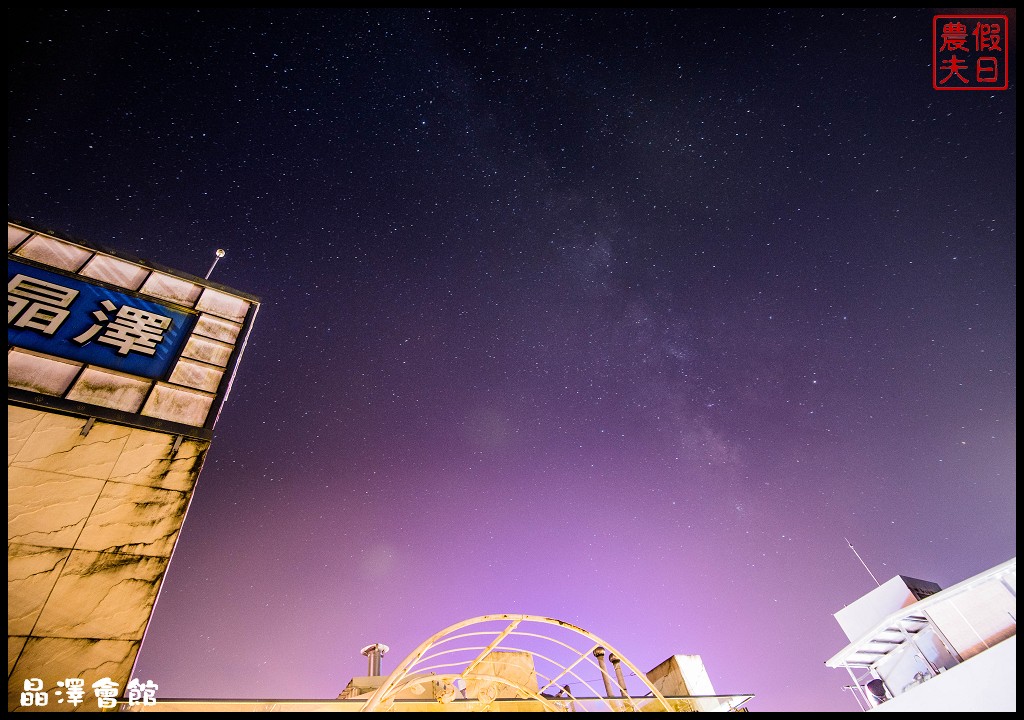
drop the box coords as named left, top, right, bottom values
left=205, top=248, right=226, bottom=280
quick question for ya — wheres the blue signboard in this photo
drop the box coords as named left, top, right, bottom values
left=8, top=260, right=196, bottom=379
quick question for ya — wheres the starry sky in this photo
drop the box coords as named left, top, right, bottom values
left=7, top=8, right=1016, bottom=713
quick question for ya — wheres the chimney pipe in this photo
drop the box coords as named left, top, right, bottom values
left=609, top=653, right=629, bottom=698
left=592, top=646, right=616, bottom=698
left=360, top=643, right=390, bottom=677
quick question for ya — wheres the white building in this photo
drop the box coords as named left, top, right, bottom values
left=826, top=557, right=1016, bottom=712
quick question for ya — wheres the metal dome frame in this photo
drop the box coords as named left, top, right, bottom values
left=360, top=613, right=675, bottom=712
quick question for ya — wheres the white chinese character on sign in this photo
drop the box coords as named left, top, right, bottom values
left=73, top=301, right=172, bottom=356
left=58, top=678, right=86, bottom=706
left=92, top=677, right=120, bottom=709
left=20, top=678, right=49, bottom=707
left=8, top=274, right=79, bottom=335
left=126, top=678, right=159, bottom=706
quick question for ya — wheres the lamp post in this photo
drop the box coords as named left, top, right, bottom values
left=205, top=248, right=226, bottom=280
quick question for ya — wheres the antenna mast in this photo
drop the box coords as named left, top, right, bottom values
left=845, top=537, right=881, bottom=587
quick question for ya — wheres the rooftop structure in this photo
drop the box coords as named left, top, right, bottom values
left=126, top=614, right=753, bottom=712
left=826, top=557, right=1016, bottom=712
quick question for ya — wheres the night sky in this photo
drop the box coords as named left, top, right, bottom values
left=7, top=8, right=1016, bottom=712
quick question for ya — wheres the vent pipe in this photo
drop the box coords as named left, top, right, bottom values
left=360, top=643, right=390, bottom=677
left=593, top=647, right=616, bottom=698
left=609, top=653, right=629, bottom=698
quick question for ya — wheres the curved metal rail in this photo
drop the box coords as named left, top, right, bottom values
left=360, top=613, right=673, bottom=712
